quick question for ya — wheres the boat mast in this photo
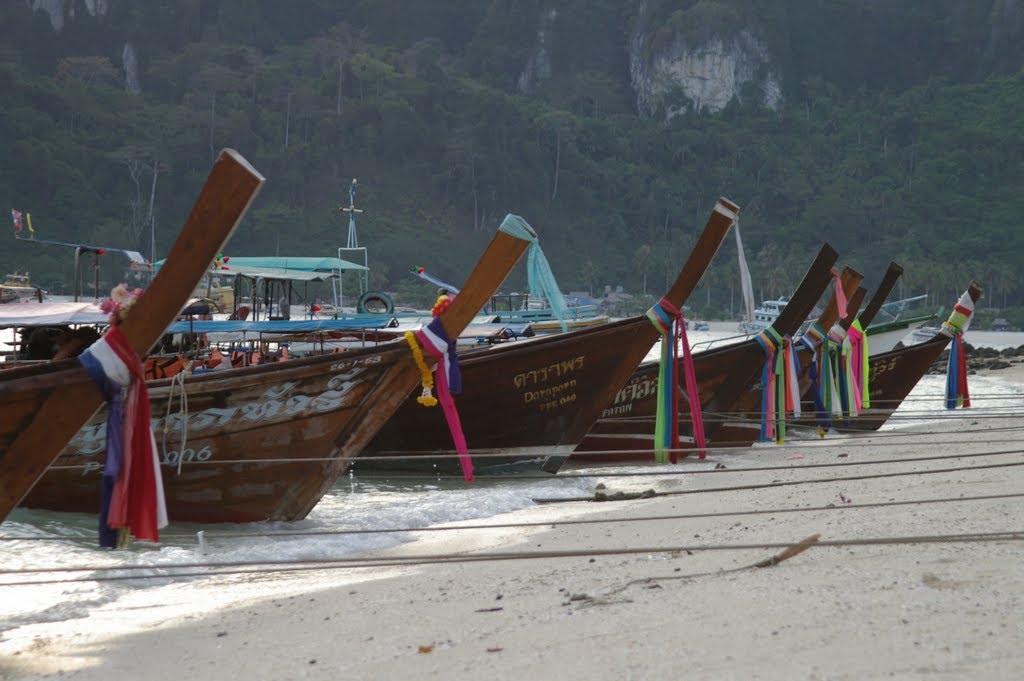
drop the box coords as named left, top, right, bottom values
left=336, top=178, right=368, bottom=309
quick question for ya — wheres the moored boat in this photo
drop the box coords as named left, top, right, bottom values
left=0, top=148, right=266, bottom=524
left=20, top=214, right=538, bottom=523
left=356, top=198, right=740, bottom=475
left=830, top=281, right=983, bottom=433
left=572, top=243, right=843, bottom=460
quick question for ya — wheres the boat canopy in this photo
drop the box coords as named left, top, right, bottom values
left=0, top=302, right=107, bottom=328
left=165, top=316, right=397, bottom=334
left=154, top=256, right=367, bottom=282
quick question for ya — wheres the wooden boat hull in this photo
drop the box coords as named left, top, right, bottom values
left=358, top=199, right=741, bottom=475
left=572, top=338, right=763, bottom=462
left=832, top=335, right=951, bottom=432
left=576, top=322, right=963, bottom=460
left=0, top=149, right=266, bottom=523
left=574, top=248, right=850, bottom=463
left=360, top=317, right=661, bottom=475
left=20, top=345, right=423, bottom=523
left=18, top=217, right=538, bottom=524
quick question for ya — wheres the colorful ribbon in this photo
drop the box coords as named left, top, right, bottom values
left=830, top=267, right=849, bottom=320
left=826, top=324, right=856, bottom=423
left=755, top=327, right=797, bottom=443
left=79, top=324, right=168, bottom=548
left=847, top=320, right=870, bottom=411
left=645, top=298, right=705, bottom=462
left=942, top=292, right=975, bottom=409
left=411, top=318, right=473, bottom=481
left=799, top=322, right=829, bottom=433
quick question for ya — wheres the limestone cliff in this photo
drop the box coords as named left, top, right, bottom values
left=629, top=12, right=782, bottom=118
left=29, top=0, right=109, bottom=33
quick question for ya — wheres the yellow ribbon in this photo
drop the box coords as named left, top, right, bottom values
left=404, top=331, right=438, bottom=407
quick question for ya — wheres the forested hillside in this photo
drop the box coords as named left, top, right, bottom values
left=2, top=0, right=1023, bottom=320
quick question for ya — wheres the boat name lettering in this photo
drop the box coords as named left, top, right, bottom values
left=537, top=392, right=577, bottom=413
left=611, top=376, right=658, bottom=406
left=522, top=379, right=578, bottom=405
left=601, top=403, right=633, bottom=418
left=869, top=357, right=898, bottom=379
left=513, top=356, right=585, bottom=388
left=161, top=446, right=214, bottom=467
left=330, top=354, right=383, bottom=372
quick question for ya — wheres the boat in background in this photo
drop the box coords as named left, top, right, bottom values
left=480, top=291, right=609, bottom=333
left=737, top=297, right=788, bottom=334
left=0, top=272, right=46, bottom=304
left=412, top=266, right=610, bottom=334
left=864, top=293, right=938, bottom=352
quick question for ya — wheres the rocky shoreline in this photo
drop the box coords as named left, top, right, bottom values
left=928, top=343, right=1024, bottom=374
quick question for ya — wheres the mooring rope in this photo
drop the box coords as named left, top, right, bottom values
left=0, top=531, right=1019, bottom=587
left=3, top=491, right=1021, bottom=546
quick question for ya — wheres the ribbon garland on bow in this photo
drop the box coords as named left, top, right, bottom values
left=829, top=268, right=850, bottom=320
left=846, top=320, right=870, bottom=411
left=755, top=327, right=799, bottom=443
left=942, top=292, right=975, bottom=409
left=826, top=323, right=858, bottom=423
left=405, top=317, right=473, bottom=481
left=799, top=322, right=830, bottom=434
left=79, top=324, right=168, bottom=548
left=645, top=298, right=705, bottom=462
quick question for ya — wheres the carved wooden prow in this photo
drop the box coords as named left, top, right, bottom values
left=857, top=262, right=904, bottom=328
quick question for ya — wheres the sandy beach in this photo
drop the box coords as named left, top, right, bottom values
left=2, top=370, right=1023, bottom=679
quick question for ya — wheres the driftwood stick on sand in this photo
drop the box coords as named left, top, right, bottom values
left=752, top=533, right=821, bottom=568
left=579, top=533, right=823, bottom=606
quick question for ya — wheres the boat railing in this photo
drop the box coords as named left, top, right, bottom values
left=690, top=332, right=751, bottom=352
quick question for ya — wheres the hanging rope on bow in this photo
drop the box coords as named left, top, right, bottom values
left=942, top=292, right=975, bottom=409
left=406, top=318, right=474, bottom=482
left=645, top=298, right=705, bottom=462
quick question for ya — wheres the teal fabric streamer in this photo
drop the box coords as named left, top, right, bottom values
left=498, top=213, right=568, bottom=332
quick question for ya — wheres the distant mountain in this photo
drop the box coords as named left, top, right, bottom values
left=2, top=1, right=1022, bottom=312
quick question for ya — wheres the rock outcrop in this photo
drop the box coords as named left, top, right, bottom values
left=629, top=17, right=782, bottom=118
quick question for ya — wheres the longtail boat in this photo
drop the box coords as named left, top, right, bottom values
left=20, top=215, right=536, bottom=523
left=572, top=243, right=842, bottom=460
left=829, top=281, right=983, bottom=433
left=357, top=199, right=740, bottom=475
left=783, top=262, right=903, bottom=432
left=697, top=262, right=902, bottom=442
left=699, top=266, right=866, bottom=446
left=0, top=149, right=266, bottom=523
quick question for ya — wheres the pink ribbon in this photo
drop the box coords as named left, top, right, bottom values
left=415, top=328, right=474, bottom=482
left=830, top=268, right=849, bottom=320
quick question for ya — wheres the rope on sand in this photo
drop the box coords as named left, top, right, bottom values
left=0, top=531, right=1019, bottom=587
left=3, top=492, right=1022, bottom=545
left=532, top=458, right=1024, bottom=504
